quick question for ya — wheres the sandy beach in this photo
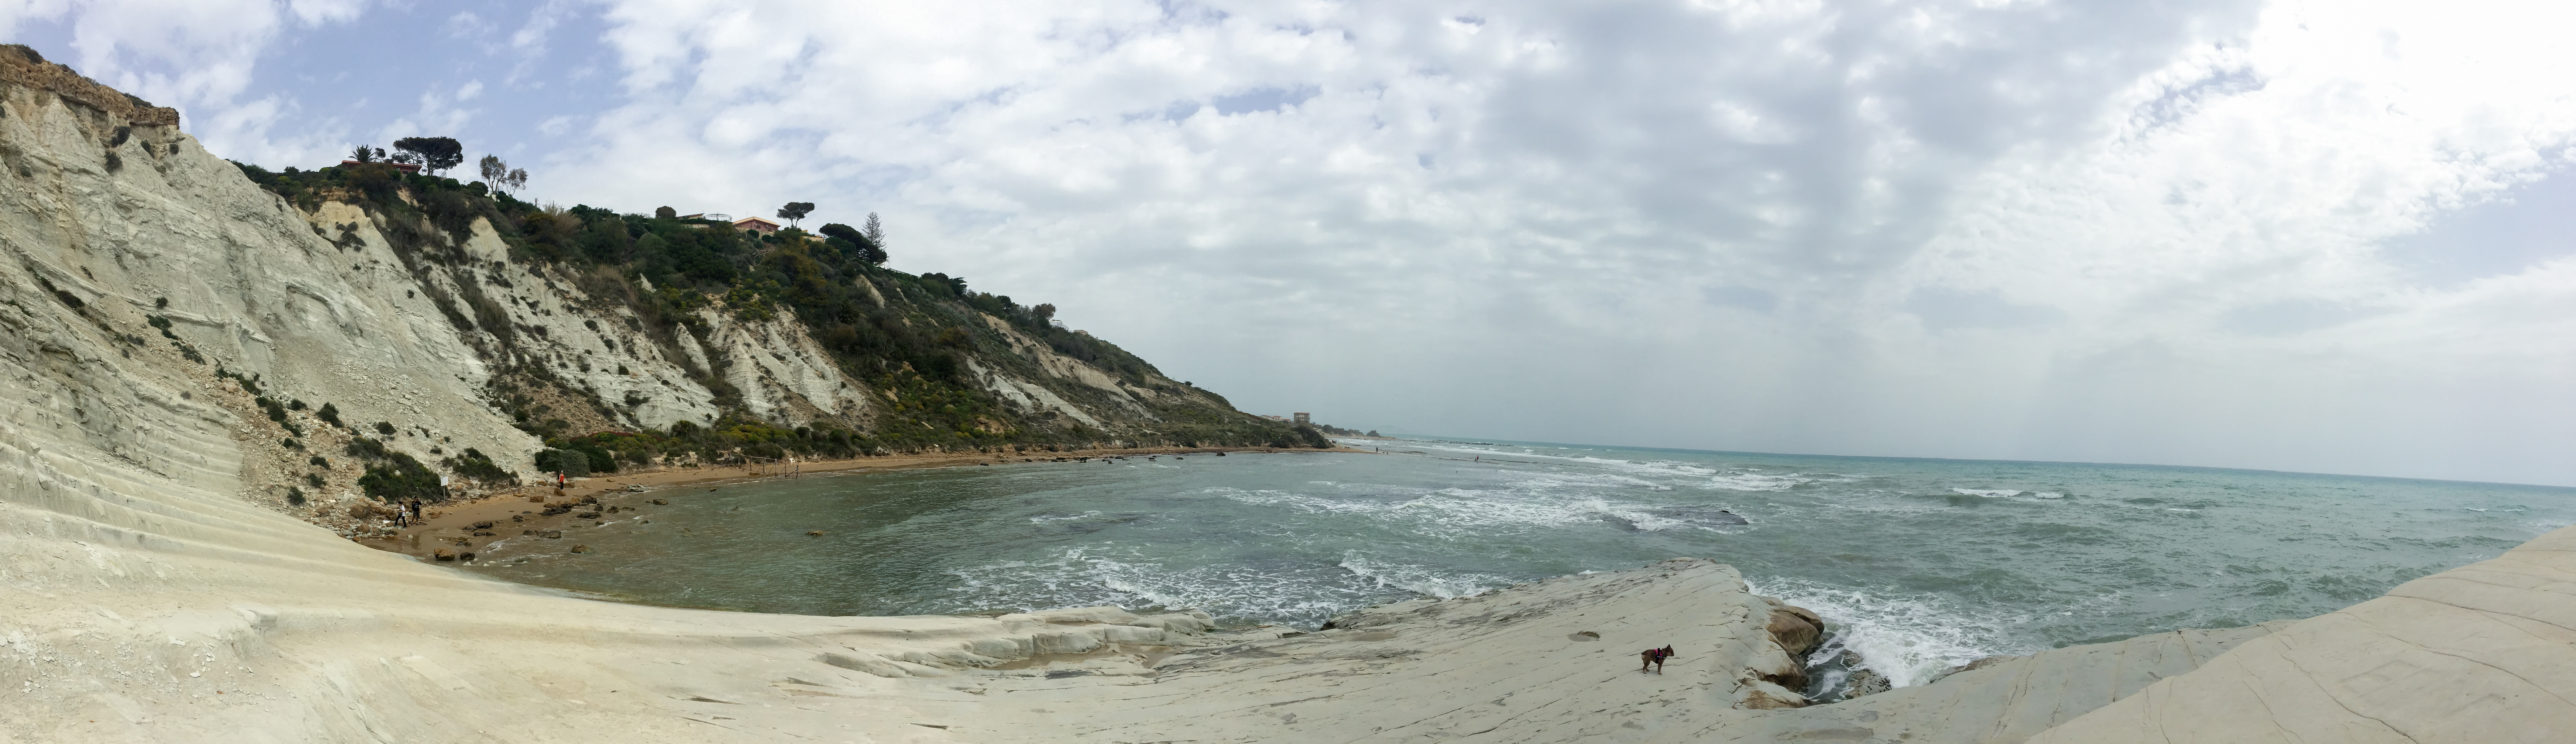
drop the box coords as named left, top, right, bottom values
left=359, top=445, right=1370, bottom=563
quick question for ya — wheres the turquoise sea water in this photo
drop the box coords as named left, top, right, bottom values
left=468, top=438, right=2575, bottom=689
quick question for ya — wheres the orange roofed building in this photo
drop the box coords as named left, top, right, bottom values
left=731, top=216, right=780, bottom=234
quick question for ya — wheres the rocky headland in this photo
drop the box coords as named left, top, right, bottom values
left=5, top=45, right=2575, bottom=743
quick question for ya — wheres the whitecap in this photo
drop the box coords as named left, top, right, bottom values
left=1338, top=552, right=1502, bottom=599
left=1707, top=471, right=1808, bottom=491
left=1749, top=578, right=2019, bottom=688
left=945, top=547, right=1386, bottom=625
left=1951, top=488, right=2023, bottom=498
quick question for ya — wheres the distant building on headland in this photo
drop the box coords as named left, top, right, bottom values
left=671, top=214, right=782, bottom=234
left=1294, top=413, right=1311, bottom=426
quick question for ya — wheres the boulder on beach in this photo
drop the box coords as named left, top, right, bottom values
left=1759, top=596, right=1825, bottom=656
left=1843, top=667, right=1892, bottom=698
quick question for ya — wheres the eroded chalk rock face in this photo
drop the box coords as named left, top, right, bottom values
left=1678, top=621, right=2301, bottom=744
left=1924, top=653, right=2019, bottom=685
left=913, top=558, right=1837, bottom=742
left=1758, top=595, right=1825, bottom=656
left=2023, top=529, right=2576, bottom=743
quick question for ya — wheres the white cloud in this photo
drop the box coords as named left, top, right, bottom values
left=7, top=0, right=373, bottom=166
left=21, top=0, right=2576, bottom=483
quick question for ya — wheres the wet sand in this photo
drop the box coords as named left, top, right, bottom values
left=358, top=445, right=1368, bottom=563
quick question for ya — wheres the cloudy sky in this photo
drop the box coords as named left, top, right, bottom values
left=8, top=0, right=2573, bottom=485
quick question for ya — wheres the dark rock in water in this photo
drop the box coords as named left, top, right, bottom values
left=471, top=520, right=495, bottom=530
left=511, top=514, right=524, bottom=522
left=472, top=531, right=495, bottom=537
left=650, top=499, right=669, bottom=505
left=570, top=544, right=591, bottom=553
left=541, top=530, right=564, bottom=539
left=1843, top=668, right=1892, bottom=698
left=432, top=549, right=455, bottom=562
left=458, top=552, right=475, bottom=562
left=807, top=530, right=825, bottom=536
left=1215, top=451, right=1226, bottom=456
left=1643, top=506, right=1750, bottom=525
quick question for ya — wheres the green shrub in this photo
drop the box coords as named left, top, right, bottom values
left=317, top=402, right=342, bottom=427
left=358, top=452, right=445, bottom=501
left=442, top=448, right=518, bottom=485
left=534, top=448, right=589, bottom=477
left=346, top=437, right=393, bottom=461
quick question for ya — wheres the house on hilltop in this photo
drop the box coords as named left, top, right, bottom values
left=674, top=213, right=781, bottom=234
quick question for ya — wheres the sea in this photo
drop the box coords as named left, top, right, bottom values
left=466, top=437, right=2575, bottom=695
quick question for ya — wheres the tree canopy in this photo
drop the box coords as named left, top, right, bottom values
left=478, top=155, right=528, bottom=196
left=819, top=222, right=887, bottom=265
left=393, top=136, right=464, bottom=175
left=776, top=202, right=815, bottom=226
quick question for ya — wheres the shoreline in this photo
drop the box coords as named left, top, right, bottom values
left=358, top=444, right=1372, bottom=563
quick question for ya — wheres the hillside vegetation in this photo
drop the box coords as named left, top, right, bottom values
left=226, top=160, right=1324, bottom=476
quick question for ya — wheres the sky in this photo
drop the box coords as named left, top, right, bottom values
left=6, top=0, right=2574, bottom=486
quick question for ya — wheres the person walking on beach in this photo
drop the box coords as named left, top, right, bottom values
left=1640, top=645, right=1676, bottom=674
left=407, top=499, right=423, bottom=523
